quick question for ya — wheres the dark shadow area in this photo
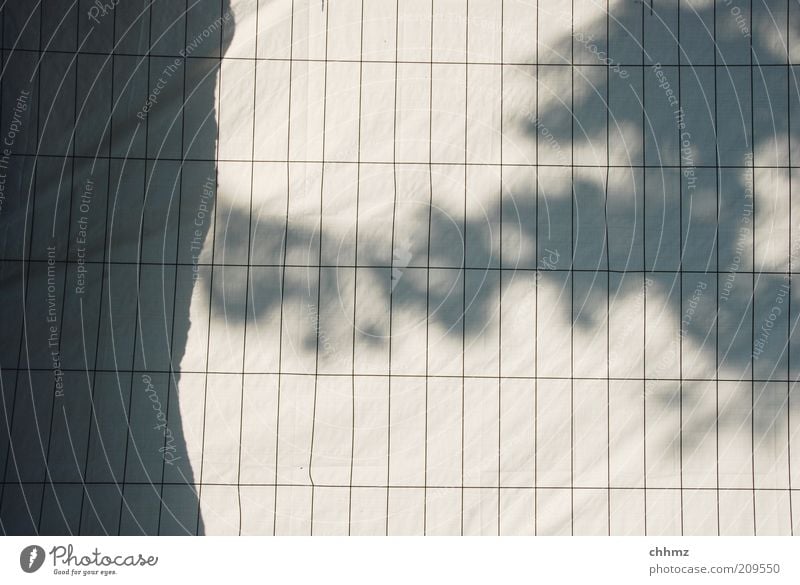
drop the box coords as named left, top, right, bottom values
left=0, top=0, right=232, bottom=535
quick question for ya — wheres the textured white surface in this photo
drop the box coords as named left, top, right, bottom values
left=1, top=0, right=799, bottom=535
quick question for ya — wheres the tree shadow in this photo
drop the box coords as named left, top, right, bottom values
left=211, top=1, right=800, bottom=447
left=188, top=3, right=800, bottom=520
left=0, top=0, right=233, bottom=535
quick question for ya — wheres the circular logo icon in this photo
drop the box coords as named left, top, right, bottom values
left=19, top=545, right=45, bottom=573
